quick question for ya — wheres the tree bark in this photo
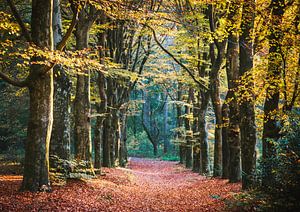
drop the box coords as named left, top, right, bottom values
left=199, top=96, right=210, bottom=175
left=185, top=88, right=193, bottom=169
left=102, top=117, right=112, bottom=167
left=163, top=91, right=169, bottom=154
left=21, top=0, right=53, bottom=192
left=192, top=93, right=200, bottom=173
left=119, top=108, right=128, bottom=167
left=226, top=2, right=241, bottom=182
left=94, top=72, right=106, bottom=168
left=50, top=0, right=71, bottom=160
left=74, top=72, right=91, bottom=162
left=207, top=5, right=226, bottom=177
left=221, top=93, right=230, bottom=179
left=107, top=79, right=117, bottom=167
left=73, top=10, right=93, bottom=168
left=210, top=42, right=226, bottom=177
left=94, top=26, right=107, bottom=169
left=177, top=83, right=185, bottom=164
left=113, top=109, right=121, bottom=166
left=93, top=116, right=102, bottom=170
left=198, top=49, right=210, bottom=175
left=239, top=0, right=257, bottom=189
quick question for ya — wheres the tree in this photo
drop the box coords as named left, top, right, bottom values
left=239, top=0, right=257, bottom=189
left=262, top=0, right=285, bottom=187
left=94, top=14, right=107, bottom=169
left=0, top=0, right=78, bottom=191
left=73, top=4, right=98, bottom=169
left=226, top=0, right=241, bottom=183
left=142, top=90, right=160, bottom=156
left=184, top=88, right=194, bottom=168
left=50, top=0, right=72, bottom=160
left=208, top=4, right=226, bottom=177
left=163, top=91, right=169, bottom=154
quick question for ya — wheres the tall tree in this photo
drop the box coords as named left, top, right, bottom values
left=184, top=88, right=194, bottom=168
left=21, top=0, right=54, bottom=192
left=239, top=0, right=257, bottom=189
left=163, top=91, right=169, bottom=154
left=73, top=5, right=98, bottom=169
left=50, top=0, right=71, bottom=160
left=94, top=16, right=107, bottom=169
left=207, top=4, right=226, bottom=177
left=226, top=0, right=241, bottom=183
left=177, top=83, right=185, bottom=164
left=198, top=50, right=210, bottom=175
left=221, top=93, right=230, bottom=178
left=1, top=0, right=78, bottom=191
left=262, top=0, right=285, bottom=187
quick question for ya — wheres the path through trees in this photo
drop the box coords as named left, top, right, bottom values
left=0, top=158, right=240, bottom=211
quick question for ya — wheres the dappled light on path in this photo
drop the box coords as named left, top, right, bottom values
left=0, top=158, right=241, bottom=211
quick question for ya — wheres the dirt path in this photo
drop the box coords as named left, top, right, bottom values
left=0, top=158, right=240, bottom=211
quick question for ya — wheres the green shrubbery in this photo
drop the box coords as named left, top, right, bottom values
left=228, top=111, right=300, bottom=211
left=127, top=129, right=179, bottom=160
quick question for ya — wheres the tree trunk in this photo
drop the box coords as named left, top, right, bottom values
left=94, top=26, right=107, bottom=169
left=101, top=78, right=118, bottom=167
left=50, top=0, right=71, bottom=160
left=153, top=142, right=158, bottom=156
left=107, top=81, right=117, bottom=167
left=177, top=83, right=185, bottom=164
left=239, top=0, right=257, bottom=189
left=74, top=72, right=91, bottom=162
left=199, top=104, right=210, bottom=175
left=185, top=88, right=193, bottom=169
left=163, top=91, right=169, bottom=154
left=21, top=0, right=53, bottom=192
left=210, top=42, right=226, bottom=177
left=102, top=117, right=112, bottom=167
left=262, top=0, right=284, bottom=187
left=94, top=72, right=106, bottom=169
left=221, top=93, right=230, bottom=179
left=192, top=95, right=200, bottom=173
left=94, top=116, right=102, bottom=169
left=226, top=3, right=241, bottom=182
left=193, top=145, right=200, bottom=172
left=73, top=13, right=92, bottom=167
left=113, top=110, right=120, bottom=166
left=119, top=108, right=128, bottom=167
left=208, top=4, right=226, bottom=178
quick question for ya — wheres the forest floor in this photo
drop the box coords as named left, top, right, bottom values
left=0, top=157, right=241, bottom=211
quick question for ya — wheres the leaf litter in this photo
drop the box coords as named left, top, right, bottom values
left=0, top=157, right=240, bottom=211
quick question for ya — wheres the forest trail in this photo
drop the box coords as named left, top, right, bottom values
left=0, top=158, right=240, bottom=211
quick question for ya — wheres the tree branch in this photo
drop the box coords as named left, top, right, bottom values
left=146, top=24, right=208, bottom=90
left=56, top=3, right=82, bottom=51
left=0, top=65, right=28, bottom=87
left=6, top=0, right=31, bottom=42
left=41, top=2, right=86, bottom=75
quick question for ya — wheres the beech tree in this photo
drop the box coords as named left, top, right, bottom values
left=73, top=3, right=99, bottom=170
left=0, top=0, right=79, bottom=191
left=262, top=0, right=285, bottom=187
left=207, top=4, right=227, bottom=177
left=50, top=0, right=72, bottom=160
left=239, top=0, right=257, bottom=189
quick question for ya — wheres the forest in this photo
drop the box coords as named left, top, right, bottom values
left=0, top=0, right=299, bottom=211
